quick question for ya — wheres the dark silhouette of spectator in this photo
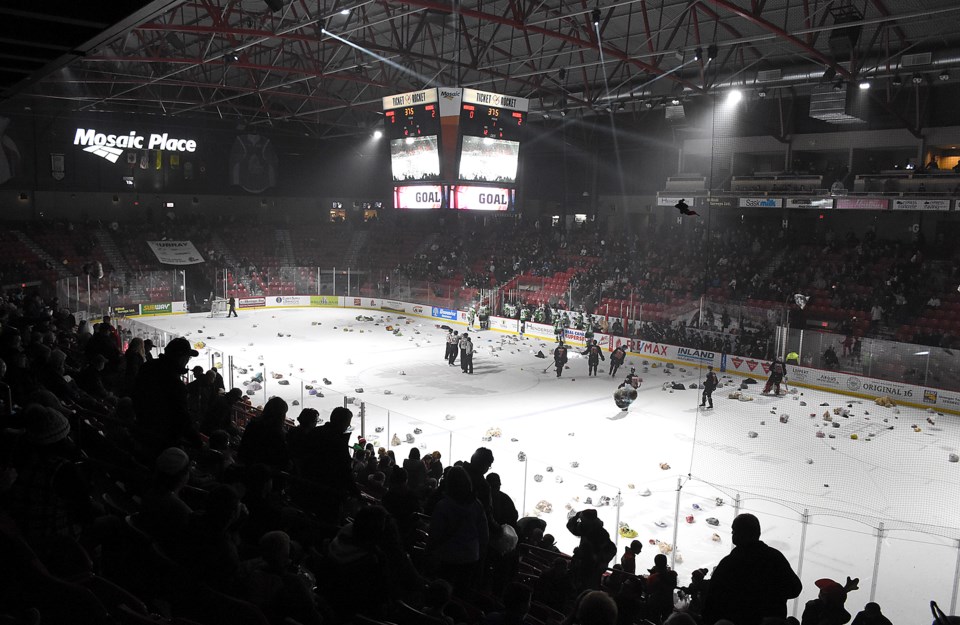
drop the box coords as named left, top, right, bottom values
left=381, top=466, right=422, bottom=547
left=285, top=407, right=318, bottom=461
left=135, top=446, right=193, bottom=549
left=536, top=557, right=575, bottom=612
left=620, top=539, right=642, bottom=575
left=566, top=509, right=617, bottom=591
left=679, top=567, right=710, bottom=620
left=291, top=407, right=357, bottom=520
left=426, top=465, right=489, bottom=595
left=646, top=553, right=679, bottom=623
left=823, top=345, right=841, bottom=369
left=238, top=530, right=323, bottom=625
left=851, top=602, right=892, bottom=625
left=702, top=513, right=803, bottom=625
left=132, top=337, right=201, bottom=459
left=122, top=337, right=146, bottom=394
left=173, top=483, right=243, bottom=593
left=801, top=577, right=860, bottom=625
left=402, top=447, right=427, bottom=492
left=565, top=589, right=618, bottom=625
left=237, top=396, right=289, bottom=472
left=481, top=581, right=533, bottom=625
left=487, top=472, right=519, bottom=529
left=200, top=387, right=243, bottom=436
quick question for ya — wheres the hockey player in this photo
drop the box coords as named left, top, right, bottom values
left=479, top=304, right=490, bottom=330
left=581, top=340, right=605, bottom=377
left=553, top=314, right=565, bottom=343
left=574, top=311, right=585, bottom=330
left=584, top=315, right=595, bottom=343
left=701, top=365, right=719, bottom=409
left=762, top=356, right=787, bottom=395
left=467, top=306, right=477, bottom=330
left=561, top=312, right=571, bottom=328
left=533, top=305, right=545, bottom=323
left=519, top=306, right=529, bottom=336
left=609, top=344, right=626, bottom=377
left=553, top=342, right=569, bottom=378
left=447, top=331, right=460, bottom=366
left=619, top=366, right=641, bottom=390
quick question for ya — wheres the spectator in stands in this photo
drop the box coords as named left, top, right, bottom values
left=291, top=406, right=358, bottom=520
left=122, top=337, right=146, bottom=395
left=620, top=539, right=642, bottom=575
left=381, top=466, right=421, bottom=547
left=801, top=577, right=860, bottom=625
left=238, top=463, right=284, bottom=547
left=487, top=472, right=519, bottom=529
left=420, top=578, right=458, bottom=625
left=142, top=339, right=155, bottom=361
left=136, top=446, right=193, bottom=549
left=851, top=602, right=892, bottom=625
left=6, top=405, right=99, bottom=560
left=482, top=581, right=533, bottom=625
left=132, top=336, right=201, bottom=459
left=403, top=447, right=428, bottom=492
left=237, top=396, right=289, bottom=473
left=426, top=465, right=489, bottom=594
left=285, top=407, right=318, bottom=460
left=174, top=483, right=243, bottom=592
left=646, top=553, right=678, bottom=623
left=564, top=589, right=618, bottom=625
left=238, top=530, right=324, bottom=625
left=702, top=513, right=802, bottom=625
left=200, top=387, right=243, bottom=436
left=566, top=509, right=616, bottom=591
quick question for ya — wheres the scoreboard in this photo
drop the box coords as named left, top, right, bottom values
left=457, top=88, right=526, bottom=185
left=382, top=88, right=441, bottom=182
left=383, top=87, right=528, bottom=210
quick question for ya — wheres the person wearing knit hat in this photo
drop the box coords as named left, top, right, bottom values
left=138, top=447, right=193, bottom=547
left=25, top=405, right=71, bottom=446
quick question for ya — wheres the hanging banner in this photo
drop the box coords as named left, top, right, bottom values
left=146, top=241, right=205, bottom=265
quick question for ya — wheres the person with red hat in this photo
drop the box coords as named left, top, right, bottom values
left=801, top=577, right=860, bottom=625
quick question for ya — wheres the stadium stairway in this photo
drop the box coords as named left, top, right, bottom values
left=275, top=229, right=296, bottom=266
left=209, top=233, right=239, bottom=268
left=342, top=230, right=369, bottom=267
left=11, top=229, right=72, bottom=279
left=93, top=230, right=133, bottom=277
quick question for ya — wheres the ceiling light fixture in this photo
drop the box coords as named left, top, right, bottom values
left=591, top=7, right=601, bottom=27
left=707, top=44, right=718, bottom=62
left=859, top=80, right=870, bottom=90
left=694, top=47, right=703, bottom=62
left=939, top=70, right=950, bottom=81
left=758, top=88, right=768, bottom=99
left=912, top=73, right=924, bottom=85
left=892, top=73, right=903, bottom=86
left=833, top=80, right=844, bottom=92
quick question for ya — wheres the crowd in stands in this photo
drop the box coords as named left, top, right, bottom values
left=0, top=289, right=909, bottom=625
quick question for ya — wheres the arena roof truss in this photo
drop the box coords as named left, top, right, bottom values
left=3, top=0, right=960, bottom=136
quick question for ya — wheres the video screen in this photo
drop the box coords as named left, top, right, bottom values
left=450, top=185, right=513, bottom=211
left=458, top=136, right=520, bottom=183
left=390, top=135, right=441, bottom=182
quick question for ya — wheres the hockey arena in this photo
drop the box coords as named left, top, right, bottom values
left=6, top=1, right=960, bottom=625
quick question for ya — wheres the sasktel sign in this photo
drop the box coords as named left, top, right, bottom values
left=73, top=128, right=198, bottom=163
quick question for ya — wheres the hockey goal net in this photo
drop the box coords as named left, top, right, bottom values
left=209, top=298, right=231, bottom=318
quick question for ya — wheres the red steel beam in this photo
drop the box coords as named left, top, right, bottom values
left=706, top=0, right=850, bottom=78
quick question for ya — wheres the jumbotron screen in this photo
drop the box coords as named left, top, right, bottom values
left=458, top=136, right=520, bottom=183
left=389, top=136, right=441, bottom=182
left=382, top=88, right=442, bottom=182
left=457, top=88, right=527, bottom=184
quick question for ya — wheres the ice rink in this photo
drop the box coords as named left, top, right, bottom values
left=135, top=306, right=960, bottom=623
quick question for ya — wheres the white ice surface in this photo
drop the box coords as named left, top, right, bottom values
left=138, top=307, right=960, bottom=623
